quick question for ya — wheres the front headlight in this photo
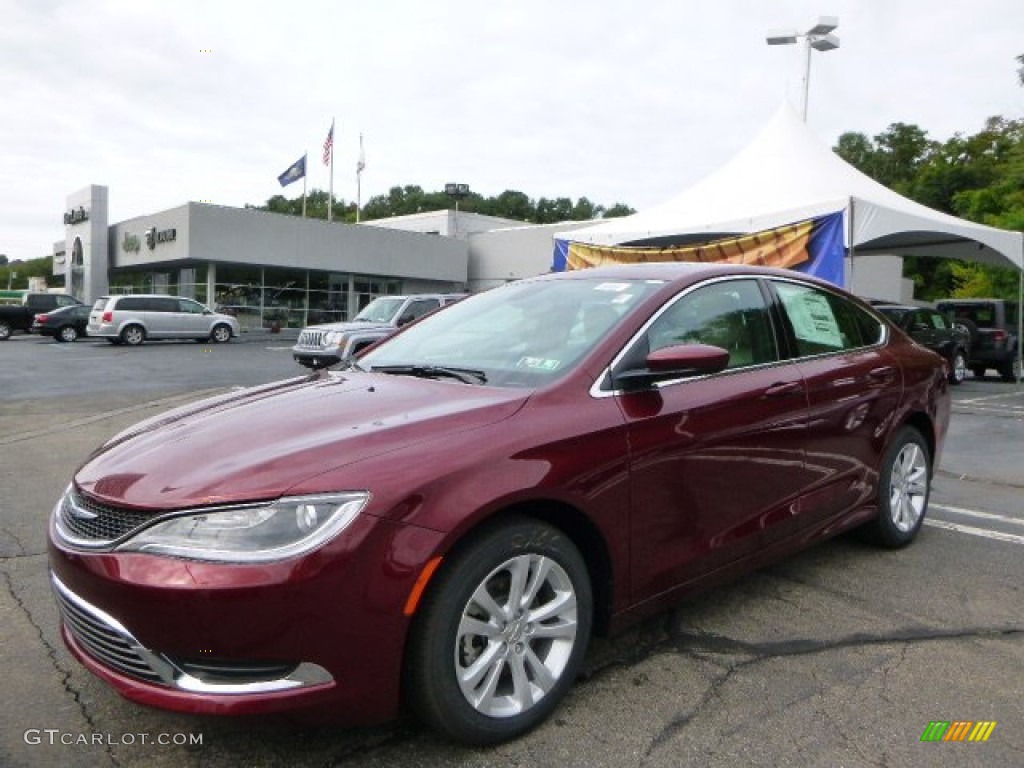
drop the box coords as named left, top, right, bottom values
left=116, top=492, right=370, bottom=563
left=323, top=331, right=345, bottom=347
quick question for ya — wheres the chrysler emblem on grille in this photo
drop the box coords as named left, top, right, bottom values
left=67, top=496, right=99, bottom=520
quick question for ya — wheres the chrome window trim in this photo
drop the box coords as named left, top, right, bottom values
left=589, top=274, right=889, bottom=399
left=590, top=275, right=777, bottom=399
left=766, top=274, right=889, bottom=353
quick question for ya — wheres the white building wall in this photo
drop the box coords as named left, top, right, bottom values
left=467, top=221, right=603, bottom=292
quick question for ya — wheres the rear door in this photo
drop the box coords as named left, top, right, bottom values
left=144, top=297, right=179, bottom=337
left=768, top=278, right=898, bottom=529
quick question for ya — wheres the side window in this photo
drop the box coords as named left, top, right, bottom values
left=178, top=299, right=205, bottom=314
left=405, top=299, right=440, bottom=321
left=56, top=295, right=79, bottom=307
left=645, top=280, right=778, bottom=370
left=147, top=298, right=177, bottom=313
left=773, top=281, right=882, bottom=355
left=118, top=297, right=145, bottom=312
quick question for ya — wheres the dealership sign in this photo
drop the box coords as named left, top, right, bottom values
left=144, top=227, right=177, bottom=250
left=122, top=233, right=141, bottom=253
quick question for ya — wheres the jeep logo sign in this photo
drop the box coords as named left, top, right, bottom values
left=122, top=232, right=141, bottom=253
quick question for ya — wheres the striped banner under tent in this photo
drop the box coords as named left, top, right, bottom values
left=552, top=212, right=847, bottom=287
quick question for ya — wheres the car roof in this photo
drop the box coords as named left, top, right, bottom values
left=533, top=262, right=842, bottom=287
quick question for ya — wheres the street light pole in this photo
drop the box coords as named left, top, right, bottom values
left=767, top=16, right=840, bottom=122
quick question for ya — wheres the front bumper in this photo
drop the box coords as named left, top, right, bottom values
left=48, top=511, right=446, bottom=723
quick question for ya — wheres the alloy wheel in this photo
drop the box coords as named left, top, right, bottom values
left=455, top=554, right=578, bottom=719
left=889, top=442, right=928, bottom=533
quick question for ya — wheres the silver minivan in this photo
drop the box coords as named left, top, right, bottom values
left=87, top=295, right=241, bottom=345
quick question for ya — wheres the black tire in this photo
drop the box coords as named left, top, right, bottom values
left=948, top=348, right=966, bottom=385
left=406, top=517, right=593, bottom=745
left=998, top=357, right=1020, bottom=383
left=0, top=321, right=11, bottom=341
left=120, top=324, right=145, bottom=346
left=971, top=366, right=986, bottom=379
left=865, top=426, right=931, bottom=549
left=210, top=324, right=232, bottom=343
left=57, top=325, right=79, bottom=343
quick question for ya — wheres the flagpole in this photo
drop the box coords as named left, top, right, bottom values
left=328, top=119, right=335, bottom=222
left=356, top=133, right=364, bottom=223
left=302, top=152, right=307, bottom=218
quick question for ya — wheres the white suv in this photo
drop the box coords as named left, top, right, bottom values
left=87, top=295, right=241, bottom=346
left=292, top=294, right=465, bottom=369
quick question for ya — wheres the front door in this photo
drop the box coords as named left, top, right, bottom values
left=617, top=278, right=815, bottom=604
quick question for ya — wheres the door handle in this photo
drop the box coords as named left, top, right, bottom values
left=764, top=381, right=804, bottom=398
left=867, top=366, right=896, bottom=385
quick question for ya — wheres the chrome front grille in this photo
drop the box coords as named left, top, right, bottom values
left=297, top=329, right=326, bottom=348
left=51, top=574, right=170, bottom=685
left=57, top=490, right=155, bottom=547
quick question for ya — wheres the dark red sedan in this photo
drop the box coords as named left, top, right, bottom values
left=49, top=264, right=950, bottom=744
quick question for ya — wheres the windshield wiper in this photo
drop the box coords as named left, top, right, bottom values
left=370, top=364, right=487, bottom=385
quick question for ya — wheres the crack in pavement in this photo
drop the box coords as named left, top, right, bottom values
left=641, top=625, right=1023, bottom=760
left=1, top=567, right=122, bottom=767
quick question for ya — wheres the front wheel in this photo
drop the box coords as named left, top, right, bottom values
left=866, top=426, right=931, bottom=548
left=406, top=517, right=592, bottom=745
left=0, top=321, right=11, bottom=340
left=210, top=324, right=232, bottom=343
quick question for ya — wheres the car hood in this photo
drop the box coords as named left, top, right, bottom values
left=75, top=373, right=529, bottom=510
left=303, top=320, right=393, bottom=333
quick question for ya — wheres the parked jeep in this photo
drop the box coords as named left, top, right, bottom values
left=875, top=304, right=971, bottom=385
left=0, top=291, right=83, bottom=340
left=935, top=298, right=1020, bottom=382
left=292, top=293, right=466, bottom=369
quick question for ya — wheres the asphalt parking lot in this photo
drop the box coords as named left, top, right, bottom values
left=2, top=334, right=1022, bottom=767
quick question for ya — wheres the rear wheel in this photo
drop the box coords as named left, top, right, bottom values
left=866, top=426, right=931, bottom=548
left=407, top=517, right=592, bottom=745
left=998, top=358, right=1020, bottom=383
left=58, top=325, right=79, bottom=343
left=120, top=324, right=145, bottom=346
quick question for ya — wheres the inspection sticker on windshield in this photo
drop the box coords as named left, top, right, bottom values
left=594, top=282, right=631, bottom=292
left=517, top=356, right=562, bottom=371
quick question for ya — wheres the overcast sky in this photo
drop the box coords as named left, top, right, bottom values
left=1, top=0, right=1021, bottom=262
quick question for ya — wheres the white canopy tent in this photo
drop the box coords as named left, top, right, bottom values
left=557, top=103, right=1023, bottom=272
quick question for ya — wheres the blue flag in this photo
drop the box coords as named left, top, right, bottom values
left=277, top=154, right=306, bottom=187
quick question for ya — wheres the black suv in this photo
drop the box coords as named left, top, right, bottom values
left=875, top=304, right=971, bottom=385
left=934, top=299, right=1020, bottom=382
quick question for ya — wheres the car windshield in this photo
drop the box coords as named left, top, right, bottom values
left=354, top=297, right=405, bottom=323
left=360, top=277, right=663, bottom=388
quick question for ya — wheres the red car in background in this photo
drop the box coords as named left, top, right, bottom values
left=49, top=264, right=950, bottom=744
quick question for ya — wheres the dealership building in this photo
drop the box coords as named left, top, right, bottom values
left=53, top=185, right=547, bottom=331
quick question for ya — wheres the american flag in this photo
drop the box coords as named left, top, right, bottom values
left=322, top=122, right=334, bottom=166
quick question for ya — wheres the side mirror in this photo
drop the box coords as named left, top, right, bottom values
left=614, top=344, right=730, bottom=390
left=397, top=313, right=415, bottom=326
